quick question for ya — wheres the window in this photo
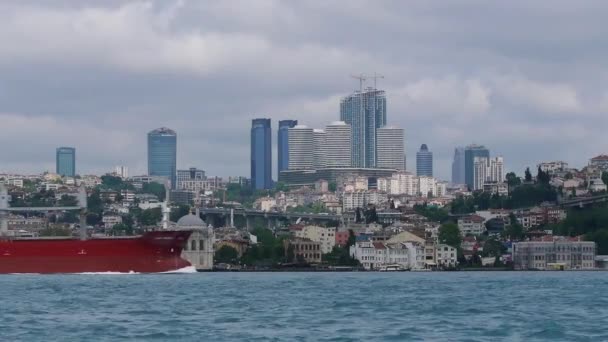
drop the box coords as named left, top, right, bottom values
left=200, top=240, right=205, bottom=251
left=191, top=240, right=197, bottom=250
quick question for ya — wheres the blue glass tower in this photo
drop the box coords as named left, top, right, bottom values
left=340, top=88, right=386, bottom=168
left=147, top=127, right=177, bottom=189
left=56, top=147, right=76, bottom=177
left=465, top=144, right=490, bottom=190
left=416, top=144, right=433, bottom=177
left=278, top=120, right=297, bottom=175
left=251, top=118, right=272, bottom=190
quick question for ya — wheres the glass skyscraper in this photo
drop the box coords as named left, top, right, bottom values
left=147, top=127, right=177, bottom=189
left=464, top=144, right=490, bottom=190
left=451, top=147, right=465, bottom=185
left=251, top=118, right=272, bottom=190
left=416, top=144, right=433, bottom=177
left=340, top=88, right=386, bottom=168
left=56, top=147, right=76, bottom=177
left=278, top=119, right=297, bottom=175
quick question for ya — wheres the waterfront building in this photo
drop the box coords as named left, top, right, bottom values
left=451, top=147, right=465, bottom=184
left=513, top=238, right=596, bottom=270
left=376, top=127, right=405, bottom=170
left=435, top=244, right=458, bottom=268
left=278, top=120, right=298, bottom=175
left=350, top=241, right=424, bottom=270
left=340, top=88, right=387, bottom=168
left=147, top=127, right=177, bottom=188
left=464, top=144, right=490, bottom=190
left=56, top=147, right=76, bottom=177
left=294, top=225, right=336, bottom=254
left=313, top=129, right=327, bottom=169
left=179, top=212, right=214, bottom=271
left=176, top=168, right=219, bottom=194
left=284, top=238, right=322, bottom=264
left=251, top=118, right=272, bottom=190
left=288, top=125, right=314, bottom=170
left=324, top=121, right=352, bottom=168
left=416, top=144, right=433, bottom=177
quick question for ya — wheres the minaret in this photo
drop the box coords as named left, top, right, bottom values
left=161, top=181, right=171, bottom=229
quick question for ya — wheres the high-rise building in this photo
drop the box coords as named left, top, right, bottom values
left=288, top=125, right=314, bottom=170
left=114, top=166, right=129, bottom=179
left=416, top=144, right=433, bottom=177
left=56, top=147, right=76, bottom=177
left=277, top=120, right=298, bottom=175
left=376, top=127, right=405, bottom=170
left=251, top=118, right=272, bottom=190
left=324, top=121, right=352, bottom=168
left=451, top=147, right=465, bottom=185
left=465, top=144, right=490, bottom=189
left=472, top=156, right=505, bottom=191
left=313, top=129, right=327, bottom=169
left=340, top=88, right=386, bottom=167
left=147, top=127, right=177, bottom=188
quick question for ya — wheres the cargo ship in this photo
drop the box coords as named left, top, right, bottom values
left=0, top=230, right=193, bottom=274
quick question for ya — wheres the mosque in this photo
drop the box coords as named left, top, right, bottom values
left=176, top=210, right=215, bottom=271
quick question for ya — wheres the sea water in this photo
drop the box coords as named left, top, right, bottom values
left=1, top=272, right=607, bottom=341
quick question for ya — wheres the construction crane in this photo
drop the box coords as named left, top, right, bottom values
left=351, top=73, right=367, bottom=93
left=370, top=72, right=384, bottom=90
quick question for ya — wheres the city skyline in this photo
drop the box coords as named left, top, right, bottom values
left=1, top=2, right=608, bottom=180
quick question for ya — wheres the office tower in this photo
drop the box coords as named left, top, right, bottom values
left=56, top=147, right=76, bottom=177
left=278, top=120, right=298, bottom=175
left=288, top=125, right=314, bottom=170
left=451, top=147, right=465, bottom=184
left=376, top=127, right=405, bottom=170
left=313, top=129, right=327, bottom=169
left=464, top=144, right=490, bottom=189
left=251, top=118, right=272, bottom=190
left=324, top=121, right=352, bottom=168
left=340, top=88, right=386, bottom=167
left=114, top=166, right=129, bottom=179
left=147, top=127, right=177, bottom=188
left=416, top=144, right=433, bottom=177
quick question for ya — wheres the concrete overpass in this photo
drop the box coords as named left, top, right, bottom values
left=559, top=194, right=608, bottom=208
left=0, top=183, right=87, bottom=237
left=199, top=207, right=341, bottom=229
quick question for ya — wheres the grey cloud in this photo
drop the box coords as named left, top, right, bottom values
left=0, top=0, right=607, bottom=180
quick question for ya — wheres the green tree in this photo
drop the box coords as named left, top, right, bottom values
left=274, top=182, right=289, bottom=192
left=602, top=171, right=608, bottom=186
left=328, top=182, right=337, bottom=192
left=414, top=204, right=449, bottom=223
left=505, top=172, right=521, bottom=189
left=111, top=223, right=133, bottom=236
left=482, top=238, right=506, bottom=257
left=503, top=214, right=525, bottom=240
left=87, top=190, right=103, bottom=215
left=346, top=229, right=356, bottom=248
left=438, top=223, right=461, bottom=248
left=215, top=245, right=239, bottom=264
left=141, top=182, right=166, bottom=202
left=537, top=167, right=550, bottom=184
left=170, top=204, right=191, bottom=222
left=58, top=195, right=78, bottom=207
left=138, top=208, right=162, bottom=226
left=524, top=167, right=532, bottom=182
left=40, top=226, right=72, bottom=237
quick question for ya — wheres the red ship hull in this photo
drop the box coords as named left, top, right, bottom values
left=0, top=230, right=192, bottom=274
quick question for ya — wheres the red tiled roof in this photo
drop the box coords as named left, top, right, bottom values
left=591, top=155, right=608, bottom=161
left=373, top=242, right=386, bottom=249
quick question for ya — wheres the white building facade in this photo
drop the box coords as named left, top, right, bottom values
left=324, top=121, right=352, bottom=168
left=376, top=127, right=405, bottom=170
left=288, top=125, right=314, bottom=170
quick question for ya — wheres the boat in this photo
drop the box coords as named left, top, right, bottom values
left=378, top=264, right=407, bottom=271
left=0, top=230, right=192, bottom=274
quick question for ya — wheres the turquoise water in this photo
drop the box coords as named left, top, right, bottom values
left=1, top=272, right=607, bottom=341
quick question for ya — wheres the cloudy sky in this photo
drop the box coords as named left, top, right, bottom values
left=1, top=0, right=607, bottom=180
